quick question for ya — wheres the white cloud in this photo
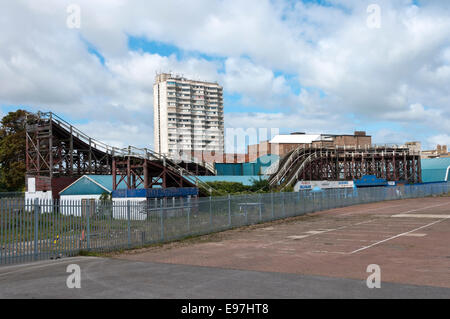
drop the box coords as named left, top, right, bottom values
left=221, top=57, right=291, bottom=109
left=225, top=109, right=353, bottom=135
left=427, top=134, right=450, bottom=149
left=0, top=0, right=449, bottom=150
left=76, top=120, right=153, bottom=149
left=371, top=128, right=415, bottom=147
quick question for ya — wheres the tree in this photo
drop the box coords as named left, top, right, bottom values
left=0, top=110, right=35, bottom=192
left=205, top=181, right=251, bottom=196
left=97, top=192, right=113, bottom=218
left=249, top=177, right=271, bottom=193
left=99, top=192, right=112, bottom=202
left=205, top=178, right=275, bottom=196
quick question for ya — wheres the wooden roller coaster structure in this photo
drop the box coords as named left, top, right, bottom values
left=268, top=145, right=422, bottom=190
left=25, top=112, right=215, bottom=197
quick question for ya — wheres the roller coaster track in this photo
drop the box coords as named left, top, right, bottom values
left=268, top=145, right=422, bottom=190
left=281, top=152, right=318, bottom=191
left=26, top=112, right=217, bottom=196
left=268, top=148, right=307, bottom=187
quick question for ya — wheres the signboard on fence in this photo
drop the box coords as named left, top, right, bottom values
left=294, top=180, right=355, bottom=191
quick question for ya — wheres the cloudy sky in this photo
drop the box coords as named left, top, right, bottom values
left=0, top=0, right=449, bottom=151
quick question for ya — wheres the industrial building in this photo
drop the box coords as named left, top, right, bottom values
left=153, top=73, right=225, bottom=159
left=249, top=131, right=372, bottom=160
left=190, top=131, right=372, bottom=165
left=215, top=154, right=280, bottom=176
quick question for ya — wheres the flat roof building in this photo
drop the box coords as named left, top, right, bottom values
left=153, top=73, right=224, bottom=160
left=253, top=131, right=372, bottom=160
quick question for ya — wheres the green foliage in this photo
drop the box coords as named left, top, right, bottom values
left=206, top=178, right=279, bottom=196
left=205, top=181, right=250, bottom=196
left=248, top=177, right=271, bottom=192
left=97, top=192, right=113, bottom=218
left=99, top=192, right=112, bottom=202
left=0, top=110, right=37, bottom=192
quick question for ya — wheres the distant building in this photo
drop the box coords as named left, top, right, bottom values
left=187, top=131, right=372, bottom=177
left=214, top=154, right=280, bottom=176
left=422, top=144, right=449, bottom=159
left=191, top=131, right=372, bottom=165
left=404, top=141, right=422, bottom=154
left=153, top=73, right=224, bottom=159
left=250, top=131, right=372, bottom=160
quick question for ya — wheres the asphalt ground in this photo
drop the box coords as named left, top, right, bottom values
left=0, top=196, right=449, bottom=298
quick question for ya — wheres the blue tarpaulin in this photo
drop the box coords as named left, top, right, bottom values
left=112, top=187, right=198, bottom=198
left=354, top=175, right=388, bottom=187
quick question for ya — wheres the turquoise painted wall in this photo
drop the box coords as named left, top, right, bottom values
left=421, top=158, right=450, bottom=182
left=215, top=154, right=279, bottom=176
left=195, top=175, right=268, bottom=186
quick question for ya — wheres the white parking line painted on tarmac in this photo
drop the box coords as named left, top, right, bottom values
left=310, top=250, right=348, bottom=254
left=260, top=219, right=376, bottom=248
left=392, top=214, right=450, bottom=219
left=350, top=217, right=449, bottom=254
left=305, top=230, right=330, bottom=234
left=287, top=235, right=309, bottom=240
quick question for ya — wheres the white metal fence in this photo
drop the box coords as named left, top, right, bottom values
left=1, top=182, right=449, bottom=265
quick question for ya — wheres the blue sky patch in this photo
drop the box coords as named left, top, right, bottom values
left=80, top=36, right=105, bottom=65
left=128, top=35, right=226, bottom=67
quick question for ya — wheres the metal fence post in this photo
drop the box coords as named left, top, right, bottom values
left=312, top=192, right=316, bottom=212
left=258, top=194, right=262, bottom=222
left=282, top=192, right=286, bottom=217
left=86, top=201, right=90, bottom=250
left=245, top=204, right=248, bottom=225
left=209, top=196, right=212, bottom=229
left=302, top=191, right=306, bottom=214
left=320, top=191, right=324, bottom=211
left=127, top=200, right=131, bottom=248
left=34, top=198, right=39, bottom=261
left=160, top=199, right=164, bottom=241
left=271, top=192, right=274, bottom=219
left=187, top=196, right=191, bottom=233
left=228, top=194, right=231, bottom=226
